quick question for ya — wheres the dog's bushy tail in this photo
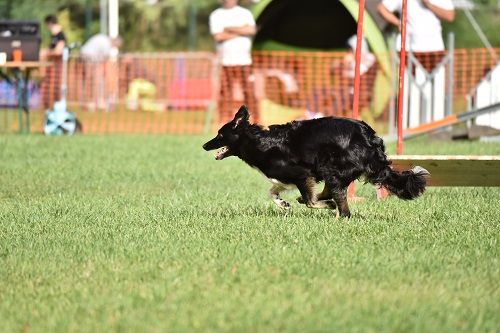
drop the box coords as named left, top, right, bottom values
left=362, top=127, right=428, bottom=200
left=368, top=165, right=428, bottom=200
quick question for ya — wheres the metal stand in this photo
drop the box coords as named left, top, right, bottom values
left=389, top=32, right=455, bottom=132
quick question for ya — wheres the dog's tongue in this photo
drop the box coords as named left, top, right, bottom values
left=215, top=147, right=228, bottom=160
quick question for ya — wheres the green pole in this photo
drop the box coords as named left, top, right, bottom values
left=188, top=0, right=198, bottom=50
left=5, top=0, right=14, bottom=19
left=85, top=0, right=93, bottom=41
left=15, top=70, right=24, bottom=134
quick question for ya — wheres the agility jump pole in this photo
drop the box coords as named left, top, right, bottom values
left=348, top=0, right=366, bottom=200
left=375, top=0, right=407, bottom=199
left=396, top=0, right=408, bottom=155
left=351, top=0, right=365, bottom=120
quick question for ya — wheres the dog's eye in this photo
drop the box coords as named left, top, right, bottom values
left=219, top=134, right=223, bottom=138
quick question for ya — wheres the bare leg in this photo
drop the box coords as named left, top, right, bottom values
left=269, top=184, right=291, bottom=209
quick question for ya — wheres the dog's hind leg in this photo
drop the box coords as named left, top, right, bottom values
left=308, top=199, right=337, bottom=209
left=295, top=178, right=336, bottom=209
left=297, top=183, right=336, bottom=209
left=323, top=180, right=351, bottom=218
left=332, top=188, right=350, bottom=218
left=269, top=184, right=291, bottom=209
left=317, top=184, right=332, bottom=201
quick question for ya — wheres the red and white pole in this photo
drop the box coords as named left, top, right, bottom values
left=352, top=0, right=365, bottom=119
left=377, top=0, right=408, bottom=199
left=396, top=0, right=408, bottom=155
left=348, top=0, right=365, bottom=200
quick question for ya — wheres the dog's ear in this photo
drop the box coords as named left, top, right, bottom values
left=232, top=105, right=250, bottom=128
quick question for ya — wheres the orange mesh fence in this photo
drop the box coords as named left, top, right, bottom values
left=387, top=48, right=498, bottom=129
left=247, top=51, right=385, bottom=127
left=454, top=47, right=500, bottom=107
left=23, top=52, right=218, bottom=134
left=40, top=57, right=63, bottom=111
left=71, top=52, right=218, bottom=134
left=1, top=48, right=497, bottom=134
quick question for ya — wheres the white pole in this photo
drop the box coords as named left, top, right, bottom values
left=108, top=0, right=119, bottom=59
left=108, top=0, right=119, bottom=38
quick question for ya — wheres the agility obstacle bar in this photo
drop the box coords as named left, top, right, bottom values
left=386, top=1, right=500, bottom=193
left=403, top=102, right=500, bottom=139
left=389, top=155, right=500, bottom=186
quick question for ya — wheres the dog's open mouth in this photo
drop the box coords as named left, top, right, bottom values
left=215, top=146, right=230, bottom=160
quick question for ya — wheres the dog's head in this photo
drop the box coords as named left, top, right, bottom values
left=202, top=105, right=250, bottom=160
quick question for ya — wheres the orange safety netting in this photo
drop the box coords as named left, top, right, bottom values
left=1, top=48, right=497, bottom=134
left=251, top=51, right=380, bottom=125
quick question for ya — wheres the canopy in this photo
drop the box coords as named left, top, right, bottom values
left=252, top=0, right=390, bottom=74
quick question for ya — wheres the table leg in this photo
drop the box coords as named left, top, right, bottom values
left=23, top=69, right=31, bottom=133
left=14, top=69, right=24, bottom=133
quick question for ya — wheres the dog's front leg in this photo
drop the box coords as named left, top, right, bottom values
left=269, top=184, right=291, bottom=209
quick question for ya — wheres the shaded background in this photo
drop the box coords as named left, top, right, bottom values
left=0, top=0, right=499, bottom=51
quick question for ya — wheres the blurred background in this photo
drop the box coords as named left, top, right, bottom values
left=2, top=0, right=499, bottom=51
left=1, top=0, right=499, bottom=135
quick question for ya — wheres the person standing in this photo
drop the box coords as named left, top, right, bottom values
left=43, top=15, right=66, bottom=58
left=80, top=34, right=122, bottom=110
left=41, top=14, right=66, bottom=110
left=377, top=0, right=455, bottom=53
left=209, top=0, right=259, bottom=122
left=80, top=33, right=122, bottom=60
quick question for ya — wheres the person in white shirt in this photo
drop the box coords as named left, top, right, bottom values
left=377, top=0, right=455, bottom=53
left=209, top=0, right=259, bottom=122
left=80, top=34, right=122, bottom=111
left=80, top=33, right=122, bottom=60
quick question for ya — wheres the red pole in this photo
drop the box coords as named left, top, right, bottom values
left=352, top=0, right=365, bottom=119
left=348, top=0, right=365, bottom=200
left=396, top=0, right=408, bottom=155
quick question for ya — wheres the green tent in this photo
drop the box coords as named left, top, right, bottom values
left=252, top=0, right=390, bottom=74
left=251, top=0, right=392, bottom=117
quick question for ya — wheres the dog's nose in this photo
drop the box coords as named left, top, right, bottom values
left=202, top=143, right=208, bottom=150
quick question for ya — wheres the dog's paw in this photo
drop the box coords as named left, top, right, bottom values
left=324, top=199, right=337, bottom=209
left=279, top=201, right=291, bottom=209
left=272, top=198, right=291, bottom=209
left=306, top=200, right=335, bottom=209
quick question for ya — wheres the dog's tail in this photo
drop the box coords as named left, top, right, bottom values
left=362, top=129, right=428, bottom=200
left=368, top=165, right=429, bottom=200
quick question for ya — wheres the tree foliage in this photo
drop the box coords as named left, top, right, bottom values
left=1, top=0, right=498, bottom=51
left=0, top=0, right=225, bottom=51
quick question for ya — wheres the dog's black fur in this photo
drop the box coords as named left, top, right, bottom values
left=203, top=106, right=428, bottom=218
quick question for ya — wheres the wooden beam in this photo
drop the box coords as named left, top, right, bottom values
left=388, top=155, right=500, bottom=187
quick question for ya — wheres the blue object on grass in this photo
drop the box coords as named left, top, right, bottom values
left=44, top=100, right=77, bottom=135
left=43, top=47, right=79, bottom=135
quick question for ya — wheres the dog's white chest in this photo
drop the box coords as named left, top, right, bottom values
left=268, top=178, right=296, bottom=190
left=253, top=167, right=296, bottom=190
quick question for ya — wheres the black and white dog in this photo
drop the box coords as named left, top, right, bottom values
left=203, top=106, right=428, bottom=218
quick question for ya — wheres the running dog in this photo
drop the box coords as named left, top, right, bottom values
left=203, top=106, right=429, bottom=218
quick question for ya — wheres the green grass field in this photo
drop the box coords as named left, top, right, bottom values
left=0, top=135, right=499, bottom=332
